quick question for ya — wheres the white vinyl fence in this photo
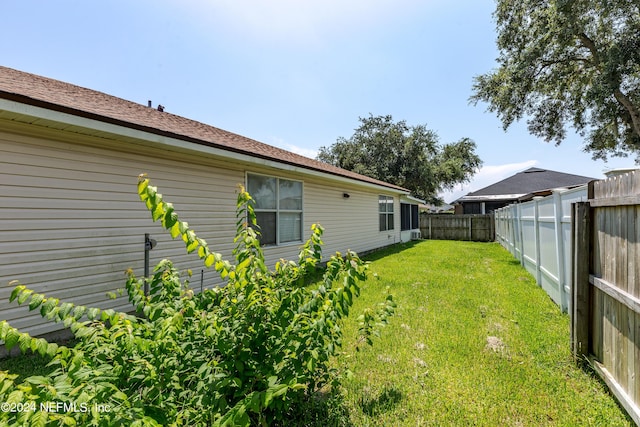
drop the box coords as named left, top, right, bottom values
left=494, top=186, right=589, bottom=313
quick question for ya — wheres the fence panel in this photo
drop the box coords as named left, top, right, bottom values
left=572, top=171, right=640, bottom=424
left=494, top=186, right=589, bottom=312
left=420, top=214, right=494, bottom=242
left=495, top=173, right=640, bottom=423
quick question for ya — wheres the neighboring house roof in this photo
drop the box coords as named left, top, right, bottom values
left=455, top=167, right=595, bottom=203
left=0, top=66, right=408, bottom=193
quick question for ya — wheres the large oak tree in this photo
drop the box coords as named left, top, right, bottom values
left=471, top=0, right=640, bottom=160
left=317, top=115, right=482, bottom=204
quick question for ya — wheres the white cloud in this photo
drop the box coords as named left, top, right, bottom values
left=268, top=137, right=318, bottom=159
left=284, top=144, right=319, bottom=159
left=438, top=160, right=538, bottom=204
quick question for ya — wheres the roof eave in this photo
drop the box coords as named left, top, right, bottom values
left=0, top=96, right=409, bottom=194
left=455, top=194, right=527, bottom=203
left=401, top=194, right=427, bottom=204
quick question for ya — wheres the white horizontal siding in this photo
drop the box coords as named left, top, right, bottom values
left=242, top=173, right=402, bottom=268
left=0, top=130, right=242, bottom=336
left=1, top=123, right=404, bottom=337
left=303, top=181, right=400, bottom=256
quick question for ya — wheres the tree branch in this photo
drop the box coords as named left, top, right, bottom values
left=577, top=32, right=640, bottom=139
left=576, top=33, right=600, bottom=63
left=613, top=89, right=640, bottom=139
left=534, top=56, right=593, bottom=78
left=539, top=57, right=592, bottom=68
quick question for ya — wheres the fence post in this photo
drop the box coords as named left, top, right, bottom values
left=534, top=197, right=542, bottom=285
left=489, top=212, right=498, bottom=242
left=554, top=191, right=568, bottom=312
left=516, top=204, right=525, bottom=265
left=571, top=201, right=591, bottom=361
left=511, top=205, right=517, bottom=257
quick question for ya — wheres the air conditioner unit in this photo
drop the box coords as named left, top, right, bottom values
left=410, top=231, right=421, bottom=240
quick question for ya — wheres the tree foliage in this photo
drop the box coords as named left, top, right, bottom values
left=0, top=176, right=394, bottom=426
left=471, top=0, right=640, bottom=160
left=317, top=115, right=482, bottom=204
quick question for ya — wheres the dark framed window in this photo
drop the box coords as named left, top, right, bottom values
left=247, top=173, right=303, bottom=245
left=401, top=203, right=419, bottom=231
left=379, top=195, right=394, bottom=231
left=463, top=202, right=482, bottom=214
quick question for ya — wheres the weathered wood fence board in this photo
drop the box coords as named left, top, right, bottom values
left=572, top=172, right=640, bottom=425
left=420, top=214, right=494, bottom=242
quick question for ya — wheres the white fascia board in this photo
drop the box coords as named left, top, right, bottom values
left=0, top=99, right=409, bottom=195
left=401, top=194, right=426, bottom=204
left=458, top=194, right=526, bottom=201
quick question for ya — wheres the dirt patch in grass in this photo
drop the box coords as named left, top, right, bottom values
left=485, top=335, right=506, bottom=352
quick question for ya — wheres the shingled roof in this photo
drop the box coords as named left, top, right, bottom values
left=0, top=66, right=408, bottom=193
left=457, top=167, right=595, bottom=202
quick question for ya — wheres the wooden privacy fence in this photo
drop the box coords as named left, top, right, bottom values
left=572, top=172, right=640, bottom=424
left=494, top=186, right=589, bottom=312
left=420, top=214, right=494, bottom=242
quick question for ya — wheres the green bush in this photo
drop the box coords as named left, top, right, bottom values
left=0, top=176, right=394, bottom=426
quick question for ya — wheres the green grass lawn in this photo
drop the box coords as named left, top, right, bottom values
left=0, top=352, right=55, bottom=383
left=316, top=240, right=632, bottom=426
left=0, top=240, right=632, bottom=426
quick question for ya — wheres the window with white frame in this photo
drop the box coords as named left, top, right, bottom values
left=247, top=173, right=303, bottom=245
left=379, top=195, right=394, bottom=231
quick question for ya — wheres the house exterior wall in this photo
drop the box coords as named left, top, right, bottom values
left=459, top=200, right=513, bottom=215
left=0, top=121, right=402, bottom=337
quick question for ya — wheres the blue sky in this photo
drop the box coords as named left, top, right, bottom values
left=2, top=0, right=635, bottom=203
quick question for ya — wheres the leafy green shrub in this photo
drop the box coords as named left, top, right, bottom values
left=0, top=176, right=394, bottom=426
